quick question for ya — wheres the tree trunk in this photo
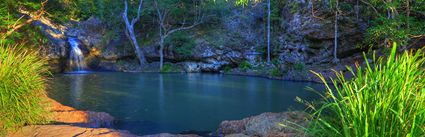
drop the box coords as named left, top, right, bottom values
left=122, top=0, right=147, bottom=66
left=154, top=0, right=202, bottom=70
left=267, top=0, right=271, bottom=63
left=387, top=0, right=392, bottom=19
left=356, top=0, right=359, bottom=21
left=333, top=1, right=339, bottom=62
left=406, top=0, right=410, bottom=29
left=159, top=38, right=165, bottom=70
left=129, top=29, right=147, bottom=66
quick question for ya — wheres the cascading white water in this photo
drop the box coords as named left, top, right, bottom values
left=68, top=37, right=86, bottom=71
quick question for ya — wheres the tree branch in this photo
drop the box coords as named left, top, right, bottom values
left=122, top=0, right=131, bottom=28
left=131, top=0, right=143, bottom=26
left=166, top=21, right=201, bottom=36
left=360, top=0, right=380, bottom=15
left=2, top=0, right=48, bottom=39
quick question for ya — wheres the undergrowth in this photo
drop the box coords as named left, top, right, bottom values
left=0, top=42, right=50, bottom=135
left=307, top=43, right=425, bottom=136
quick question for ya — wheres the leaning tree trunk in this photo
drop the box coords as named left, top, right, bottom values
left=122, top=0, right=147, bottom=66
left=128, top=28, right=147, bottom=65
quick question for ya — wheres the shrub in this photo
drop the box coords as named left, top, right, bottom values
left=239, top=60, right=252, bottom=71
left=0, top=43, right=50, bottom=134
left=293, top=62, right=306, bottom=72
left=165, top=31, right=196, bottom=56
left=223, top=66, right=232, bottom=73
left=307, top=43, right=425, bottom=136
left=160, top=63, right=178, bottom=73
left=271, top=58, right=280, bottom=66
left=270, top=67, right=283, bottom=77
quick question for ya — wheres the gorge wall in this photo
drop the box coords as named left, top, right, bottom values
left=38, top=0, right=368, bottom=82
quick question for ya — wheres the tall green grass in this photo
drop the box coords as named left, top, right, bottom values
left=308, top=43, right=425, bottom=137
left=0, top=42, right=50, bottom=134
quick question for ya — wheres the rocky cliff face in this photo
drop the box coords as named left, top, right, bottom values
left=38, top=0, right=367, bottom=81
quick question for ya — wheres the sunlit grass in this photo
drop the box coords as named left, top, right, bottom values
left=308, top=43, right=425, bottom=137
left=0, top=42, right=50, bottom=134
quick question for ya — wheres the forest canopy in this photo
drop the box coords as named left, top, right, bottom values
left=1, top=0, right=424, bottom=47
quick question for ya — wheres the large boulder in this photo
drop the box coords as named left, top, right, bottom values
left=216, top=111, right=309, bottom=137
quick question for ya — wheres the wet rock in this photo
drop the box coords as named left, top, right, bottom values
left=9, top=125, right=138, bottom=137
left=180, top=62, right=201, bottom=72
left=217, top=117, right=251, bottom=135
left=47, top=99, right=114, bottom=128
left=245, top=112, right=308, bottom=137
left=53, top=111, right=114, bottom=128
left=217, top=111, right=309, bottom=137
left=8, top=98, right=136, bottom=137
left=192, top=40, right=218, bottom=59
left=66, top=17, right=105, bottom=50
left=199, top=62, right=225, bottom=72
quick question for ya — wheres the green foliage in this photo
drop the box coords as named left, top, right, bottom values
left=270, top=67, right=282, bottom=77
left=223, top=66, right=232, bottom=73
left=308, top=43, right=425, bottom=136
left=0, top=1, right=50, bottom=46
left=270, top=0, right=285, bottom=23
left=101, top=29, right=119, bottom=46
left=160, top=63, right=178, bottom=73
left=0, top=42, right=50, bottom=134
left=204, top=29, right=228, bottom=48
left=166, top=31, right=196, bottom=56
left=363, top=0, right=425, bottom=47
left=203, top=0, right=233, bottom=23
left=144, top=0, right=201, bottom=23
left=271, top=58, right=280, bottom=66
left=269, top=59, right=284, bottom=76
left=293, top=62, right=306, bottom=72
left=45, top=0, right=123, bottom=25
left=287, top=1, right=299, bottom=14
left=239, top=60, right=253, bottom=71
left=365, top=14, right=424, bottom=46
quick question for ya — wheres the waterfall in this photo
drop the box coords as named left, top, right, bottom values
left=68, top=37, right=86, bottom=71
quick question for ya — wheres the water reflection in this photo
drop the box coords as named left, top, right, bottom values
left=69, top=74, right=85, bottom=107
left=158, top=74, right=165, bottom=123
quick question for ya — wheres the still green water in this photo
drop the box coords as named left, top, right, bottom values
left=48, top=72, right=322, bottom=135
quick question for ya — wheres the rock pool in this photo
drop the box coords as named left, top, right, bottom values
left=48, top=72, right=322, bottom=135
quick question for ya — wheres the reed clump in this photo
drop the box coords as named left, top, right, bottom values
left=308, top=43, right=425, bottom=137
left=0, top=43, right=50, bottom=134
